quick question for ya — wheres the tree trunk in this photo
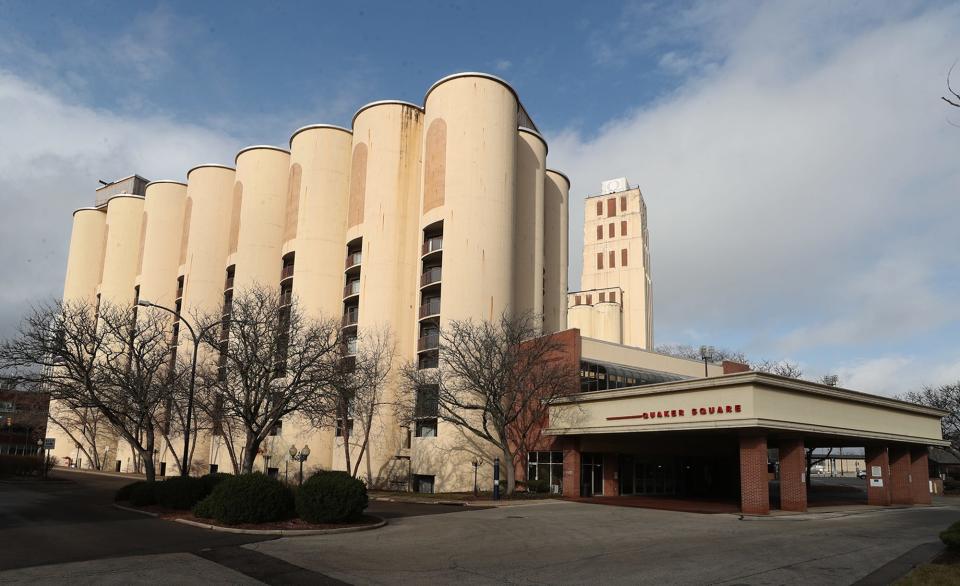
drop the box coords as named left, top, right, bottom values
left=341, top=403, right=352, bottom=477
left=502, top=447, right=516, bottom=495
left=241, top=433, right=257, bottom=474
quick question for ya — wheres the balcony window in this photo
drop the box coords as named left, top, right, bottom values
left=344, top=279, right=360, bottom=297
left=344, top=336, right=358, bottom=355
left=345, top=251, right=362, bottom=269
left=419, top=297, right=441, bottom=318
left=342, top=307, right=359, bottom=327
left=414, top=385, right=439, bottom=438
left=418, top=332, right=439, bottom=352
left=417, top=352, right=439, bottom=370
left=421, top=266, right=442, bottom=287
left=422, top=236, right=443, bottom=256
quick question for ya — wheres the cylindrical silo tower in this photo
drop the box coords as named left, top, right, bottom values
left=137, top=181, right=187, bottom=310
left=418, top=73, right=519, bottom=492
left=568, top=304, right=594, bottom=339
left=287, top=124, right=354, bottom=470
left=63, top=208, right=107, bottom=305
left=180, top=165, right=236, bottom=319
left=341, top=101, right=423, bottom=483
left=543, top=169, right=570, bottom=333
left=592, top=302, right=623, bottom=344
left=232, top=146, right=291, bottom=291
left=514, top=128, right=546, bottom=327
left=99, top=195, right=145, bottom=308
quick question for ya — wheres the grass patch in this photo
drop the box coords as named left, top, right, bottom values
left=896, top=564, right=960, bottom=585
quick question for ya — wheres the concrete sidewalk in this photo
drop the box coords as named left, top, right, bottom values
left=0, top=553, right=260, bottom=585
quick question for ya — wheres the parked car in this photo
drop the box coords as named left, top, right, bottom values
left=810, top=464, right=825, bottom=475
left=856, top=470, right=867, bottom=479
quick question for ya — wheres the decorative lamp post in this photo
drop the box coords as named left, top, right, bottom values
left=138, top=299, right=222, bottom=477
left=37, top=438, right=44, bottom=479
left=290, top=444, right=311, bottom=486
left=471, top=457, right=483, bottom=496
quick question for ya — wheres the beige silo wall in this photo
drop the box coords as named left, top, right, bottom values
left=568, top=304, right=594, bottom=339
left=286, top=125, right=354, bottom=471
left=232, top=146, right=291, bottom=291
left=543, top=170, right=570, bottom=334
left=416, top=74, right=518, bottom=492
left=138, top=181, right=187, bottom=309
left=592, top=302, right=623, bottom=344
left=62, top=208, right=107, bottom=305
left=332, top=102, right=423, bottom=483
left=99, top=195, right=145, bottom=308
left=514, top=128, right=546, bottom=326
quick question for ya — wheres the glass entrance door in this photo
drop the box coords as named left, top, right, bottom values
left=580, top=453, right=604, bottom=497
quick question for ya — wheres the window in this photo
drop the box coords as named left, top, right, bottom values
left=609, top=250, right=616, bottom=268
left=596, top=200, right=603, bottom=216
left=269, top=420, right=282, bottom=436
left=596, top=252, right=603, bottom=270
left=209, top=464, right=219, bottom=474
left=621, top=220, right=627, bottom=236
left=335, top=418, right=354, bottom=437
left=608, top=223, right=615, bottom=238
left=599, top=292, right=606, bottom=302
left=609, top=291, right=616, bottom=303
left=607, top=198, right=616, bottom=217
left=402, top=427, right=412, bottom=449
left=596, top=225, right=603, bottom=240
left=414, top=385, right=439, bottom=437
left=527, top=451, right=563, bottom=493
left=620, top=196, right=626, bottom=211
left=586, top=294, right=592, bottom=304
left=622, top=249, right=628, bottom=267
left=574, top=294, right=581, bottom=305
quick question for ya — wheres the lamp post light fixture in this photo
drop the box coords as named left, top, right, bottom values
left=471, top=457, right=483, bottom=496
left=138, top=299, right=222, bottom=477
left=699, top=345, right=715, bottom=378
left=290, top=444, right=311, bottom=486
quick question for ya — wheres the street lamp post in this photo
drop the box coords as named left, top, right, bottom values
left=36, top=438, right=45, bottom=479
left=289, top=444, right=311, bottom=486
left=699, top=345, right=715, bottom=378
left=138, top=299, right=221, bottom=477
left=471, top=457, right=483, bottom=496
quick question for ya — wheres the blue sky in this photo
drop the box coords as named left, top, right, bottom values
left=0, top=1, right=958, bottom=395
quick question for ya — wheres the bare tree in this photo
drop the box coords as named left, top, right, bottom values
left=901, top=382, right=960, bottom=452
left=0, top=300, right=179, bottom=481
left=751, top=359, right=803, bottom=379
left=655, top=343, right=748, bottom=364
left=400, top=312, right=579, bottom=495
left=944, top=62, right=960, bottom=108
left=47, top=401, right=106, bottom=469
left=197, top=285, right=340, bottom=474
left=305, top=326, right=395, bottom=480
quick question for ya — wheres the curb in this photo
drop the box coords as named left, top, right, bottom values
left=370, top=496, right=559, bottom=507
left=55, top=467, right=147, bottom=481
left=737, top=504, right=947, bottom=521
left=112, top=503, right=159, bottom=517
left=173, top=515, right=388, bottom=536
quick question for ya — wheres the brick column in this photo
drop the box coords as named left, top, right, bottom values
left=739, top=433, right=769, bottom=515
left=562, top=437, right=581, bottom=498
left=911, top=447, right=932, bottom=505
left=778, top=438, right=807, bottom=512
left=865, top=446, right=891, bottom=506
left=889, top=445, right=913, bottom=505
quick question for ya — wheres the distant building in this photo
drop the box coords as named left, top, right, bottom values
left=568, top=178, right=653, bottom=349
left=0, top=385, right=49, bottom=456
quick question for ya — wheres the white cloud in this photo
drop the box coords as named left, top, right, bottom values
left=832, top=355, right=960, bottom=397
left=494, top=59, right=513, bottom=72
left=0, top=69, right=239, bottom=335
left=549, top=2, right=960, bottom=376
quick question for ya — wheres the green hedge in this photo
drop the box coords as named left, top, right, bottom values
left=941, top=521, right=960, bottom=549
left=525, top=479, right=550, bottom=493
left=0, top=454, right=42, bottom=478
left=155, top=473, right=232, bottom=510
left=296, top=471, right=368, bottom=523
left=193, top=473, right=293, bottom=524
left=129, top=481, right=158, bottom=506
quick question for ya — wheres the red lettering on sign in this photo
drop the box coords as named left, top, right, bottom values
left=699, top=408, right=707, bottom=415
left=708, top=407, right=716, bottom=415
left=725, top=405, right=732, bottom=413
left=671, top=409, right=677, bottom=417
left=735, top=404, right=742, bottom=413
left=679, top=409, right=685, bottom=416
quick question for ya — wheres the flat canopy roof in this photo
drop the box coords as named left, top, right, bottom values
left=546, top=372, right=948, bottom=447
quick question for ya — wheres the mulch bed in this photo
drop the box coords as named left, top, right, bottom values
left=117, top=501, right=380, bottom=530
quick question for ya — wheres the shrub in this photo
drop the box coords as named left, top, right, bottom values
left=941, top=521, right=960, bottom=550
left=156, top=476, right=206, bottom=510
left=115, top=481, right=143, bottom=502
left=296, top=471, right=368, bottom=523
left=199, top=472, right=231, bottom=496
left=129, top=481, right=158, bottom=506
left=525, top=478, right=550, bottom=494
left=0, top=454, right=42, bottom=478
left=193, top=473, right=293, bottom=525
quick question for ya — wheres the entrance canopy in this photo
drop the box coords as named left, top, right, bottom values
left=545, top=372, right=947, bottom=447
